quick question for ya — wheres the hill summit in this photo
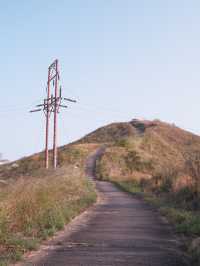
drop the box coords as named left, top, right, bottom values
left=78, top=119, right=200, bottom=194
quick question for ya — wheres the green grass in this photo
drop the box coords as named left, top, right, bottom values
left=114, top=180, right=143, bottom=194
left=0, top=236, right=39, bottom=263
left=113, top=180, right=200, bottom=265
left=115, top=180, right=200, bottom=235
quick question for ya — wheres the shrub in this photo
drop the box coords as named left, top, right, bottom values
left=95, top=157, right=109, bottom=181
left=124, top=150, right=142, bottom=172
left=115, top=138, right=130, bottom=148
left=185, top=151, right=200, bottom=195
left=151, top=166, right=179, bottom=193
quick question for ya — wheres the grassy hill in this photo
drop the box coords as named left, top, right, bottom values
left=77, top=119, right=200, bottom=190
left=1, top=118, right=200, bottom=264
left=80, top=119, right=200, bottom=265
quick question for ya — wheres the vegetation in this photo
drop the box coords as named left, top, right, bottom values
left=112, top=180, right=200, bottom=265
left=88, top=119, right=200, bottom=265
left=77, top=122, right=138, bottom=144
left=2, top=118, right=200, bottom=264
left=0, top=143, right=99, bottom=265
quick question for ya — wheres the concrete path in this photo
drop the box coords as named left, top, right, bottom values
left=19, top=149, right=190, bottom=266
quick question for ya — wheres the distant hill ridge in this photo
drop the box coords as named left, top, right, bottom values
left=77, top=118, right=200, bottom=146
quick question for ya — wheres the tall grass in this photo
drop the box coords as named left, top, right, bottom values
left=0, top=166, right=96, bottom=265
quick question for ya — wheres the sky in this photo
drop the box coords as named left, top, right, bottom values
left=0, top=0, right=200, bottom=160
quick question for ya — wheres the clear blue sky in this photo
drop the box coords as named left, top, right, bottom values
left=0, top=0, right=200, bottom=160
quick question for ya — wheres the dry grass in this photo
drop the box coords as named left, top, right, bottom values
left=93, top=120, right=200, bottom=194
left=0, top=143, right=99, bottom=265
left=0, top=143, right=99, bottom=182
left=1, top=118, right=200, bottom=264
left=76, top=122, right=138, bottom=144
left=0, top=168, right=96, bottom=264
left=1, top=167, right=94, bottom=233
left=90, top=119, right=200, bottom=265
left=96, top=146, right=152, bottom=182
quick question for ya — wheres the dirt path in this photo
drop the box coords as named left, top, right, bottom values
left=18, top=148, right=190, bottom=266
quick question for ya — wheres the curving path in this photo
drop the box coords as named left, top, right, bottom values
left=19, top=148, right=190, bottom=266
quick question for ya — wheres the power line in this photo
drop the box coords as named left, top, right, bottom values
left=30, top=59, right=76, bottom=169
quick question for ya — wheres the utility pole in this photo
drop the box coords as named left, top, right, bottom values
left=30, top=59, right=76, bottom=169
left=53, top=59, right=59, bottom=169
left=45, top=65, right=51, bottom=169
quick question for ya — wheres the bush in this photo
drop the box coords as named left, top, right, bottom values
left=115, top=138, right=130, bottom=148
left=185, top=151, right=200, bottom=195
left=95, top=157, right=109, bottom=181
left=159, top=176, right=173, bottom=193
left=125, top=150, right=142, bottom=172
left=151, top=166, right=179, bottom=193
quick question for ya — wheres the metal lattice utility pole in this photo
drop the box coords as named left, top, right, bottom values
left=30, top=59, right=76, bottom=169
